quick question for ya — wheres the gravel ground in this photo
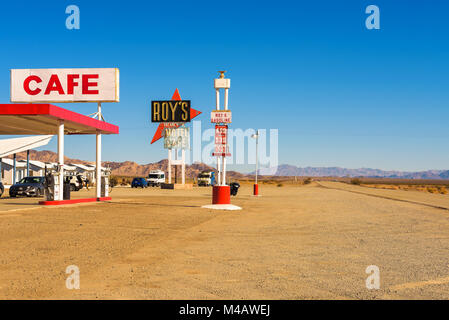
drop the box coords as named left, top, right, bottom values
left=0, top=183, right=448, bottom=299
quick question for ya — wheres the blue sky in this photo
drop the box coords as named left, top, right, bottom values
left=0, top=0, right=448, bottom=172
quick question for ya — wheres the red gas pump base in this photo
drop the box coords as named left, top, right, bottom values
left=202, top=185, right=242, bottom=210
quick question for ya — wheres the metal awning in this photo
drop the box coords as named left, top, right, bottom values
left=0, top=135, right=53, bottom=158
left=0, top=104, right=119, bottom=135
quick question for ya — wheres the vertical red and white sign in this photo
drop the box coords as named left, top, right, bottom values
left=215, top=125, right=227, bottom=144
left=213, top=125, right=230, bottom=156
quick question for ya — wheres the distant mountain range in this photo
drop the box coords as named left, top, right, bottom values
left=10, top=150, right=449, bottom=180
left=256, top=165, right=449, bottom=180
left=10, top=150, right=245, bottom=179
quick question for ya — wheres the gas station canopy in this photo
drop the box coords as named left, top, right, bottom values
left=0, top=104, right=119, bottom=135
left=0, top=135, right=53, bottom=158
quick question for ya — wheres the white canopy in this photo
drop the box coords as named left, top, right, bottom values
left=18, top=159, right=46, bottom=168
left=70, top=163, right=107, bottom=172
left=0, top=135, right=53, bottom=158
left=1, top=158, right=27, bottom=168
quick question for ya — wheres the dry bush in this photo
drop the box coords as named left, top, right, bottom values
left=109, top=176, right=119, bottom=187
left=120, top=177, right=133, bottom=186
left=438, top=186, right=448, bottom=194
left=277, top=183, right=283, bottom=187
left=364, top=182, right=449, bottom=195
left=350, top=178, right=362, bottom=185
left=427, top=187, right=438, bottom=194
left=303, top=177, right=312, bottom=185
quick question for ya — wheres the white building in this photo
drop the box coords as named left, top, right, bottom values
left=17, top=160, right=47, bottom=177
left=0, top=135, right=53, bottom=185
left=0, top=158, right=27, bottom=185
left=69, top=163, right=108, bottom=183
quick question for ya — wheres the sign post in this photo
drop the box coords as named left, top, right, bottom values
left=251, top=130, right=260, bottom=196
left=202, top=71, right=241, bottom=210
left=151, top=89, right=201, bottom=190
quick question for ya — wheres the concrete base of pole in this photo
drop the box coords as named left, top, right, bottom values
left=161, top=183, right=193, bottom=190
left=203, top=185, right=242, bottom=210
left=201, top=204, right=242, bottom=211
left=212, top=185, right=231, bottom=205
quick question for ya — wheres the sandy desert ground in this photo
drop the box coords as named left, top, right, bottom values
left=0, top=181, right=449, bottom=299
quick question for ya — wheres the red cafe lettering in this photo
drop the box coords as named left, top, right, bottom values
left=11, top=68, right=119, bottom=103
left=23, top=74, right=99, bottom=95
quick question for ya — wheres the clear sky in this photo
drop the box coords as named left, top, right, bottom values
left=0, top=0, right=448, bottom=172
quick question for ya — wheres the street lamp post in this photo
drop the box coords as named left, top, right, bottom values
left=251, top=130, right=259, bottom=196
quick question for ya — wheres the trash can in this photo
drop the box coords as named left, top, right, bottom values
left=63, top=182, right=71, bottom=200
left=230, top=182, right=240, bottom=196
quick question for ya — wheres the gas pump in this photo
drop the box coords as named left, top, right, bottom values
left=44, top=166, right=63, bottom=201
left=44, top=165, right=61, bottom=201
left=44, top=173, right=55, bottom=201
left=101, top=168, right=111, bottom=197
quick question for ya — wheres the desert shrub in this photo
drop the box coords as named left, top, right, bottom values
left=120, top=177, right=132, bottom=186
left=303, top=177, right=312, bottom=185
left=351, top=178, right=362, bottom=185
left=427, top=187, right=438, bottom=194
left=109, top=176, right=118, bottom=187
left=277, top=183, right=283, bottom=187
left=438, top=186, right=448, bottom=194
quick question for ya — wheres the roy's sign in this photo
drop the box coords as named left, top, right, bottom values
left=163, top=126, right=190, bottom=150
left=10, top=68, right=120, bottom=103
left=151, top=100, right=191, bottom=122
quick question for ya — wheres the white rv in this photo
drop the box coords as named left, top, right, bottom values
left=147, top=170, right=165, bottom=187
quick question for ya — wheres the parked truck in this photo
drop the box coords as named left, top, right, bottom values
left=147, top=170, right=166, bottom=187
left=197, top=171, right=216, bottom=186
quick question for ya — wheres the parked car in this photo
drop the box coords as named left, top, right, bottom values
left=0, top=182, right=4, bottom=198
left=131, top=177, right=148, bottom=188
left=65, top=175, right=84, bottom=191
left=147, top=170, right=165, bottom=187
left=9, top=176, right=45, bottom=197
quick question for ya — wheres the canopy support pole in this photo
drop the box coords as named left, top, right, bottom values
left=13, top=153, right=16, bottom=185
left=26, top=150, right=30, bottom=177
left=96, top=102, right=102, bottom=199
left=58, top=120, right=64, bottom=200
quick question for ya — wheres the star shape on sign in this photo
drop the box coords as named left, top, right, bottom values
left=150, top=88, right=202, bottom=144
